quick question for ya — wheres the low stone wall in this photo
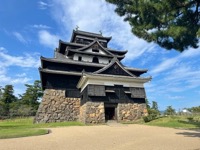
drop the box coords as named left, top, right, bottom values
left=34, top=89, right=80, bottom=123
left=117, top=103, right=148, bottom=122
left=80, top=102, right=105, bottom=124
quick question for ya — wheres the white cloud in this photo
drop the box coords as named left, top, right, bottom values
left=0, top=47, right=6, bottom=51
left=0, top=47, right=40, bottom=95
left=167, top=95, right=184, bottom=100
left=50, top=0, right=155, bottom=61
left=38, top=1, right=50, bottom=9
left=151, top=47, right=200, bottom=75
left=31, top=24, right=51, bottom=29
left=38, top=30, right=60, bottom=48
left=0, top=74, right=31, bottom=85
left=16, top=73, right=27, bottom=77
left=13, top=32, right=27, bottom=44
left=0, top=51, right=40, bottom=68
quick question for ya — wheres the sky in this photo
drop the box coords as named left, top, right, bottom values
left=0, top=0, right=199, bottom=111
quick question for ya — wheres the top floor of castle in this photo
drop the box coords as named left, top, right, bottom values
left=54, top=30, right=128, bottom=65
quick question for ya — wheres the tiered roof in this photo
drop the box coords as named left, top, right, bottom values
left=39, top=30, right=151, bottom=89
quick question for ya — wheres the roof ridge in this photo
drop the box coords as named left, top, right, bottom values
left=94, top=58, right=135, bottom=77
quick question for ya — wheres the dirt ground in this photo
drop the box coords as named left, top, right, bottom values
left=0, top=124, right=200, bottom=150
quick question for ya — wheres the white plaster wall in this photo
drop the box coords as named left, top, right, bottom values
left=82, top=55, right=93, bottom=62
left=85, top=48, right=106, bottom=55
left=99, top=57, right=109, bottom=64
left=73, top=54, right=110, bottom=64
left=73, top=54, right=92, bottom=62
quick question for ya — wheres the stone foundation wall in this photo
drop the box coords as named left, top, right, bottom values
left=117, top=103, right=148, bottom=122
left=34, top=89, right=80, bottom=123
left=80, top=102, right=105, bottom=124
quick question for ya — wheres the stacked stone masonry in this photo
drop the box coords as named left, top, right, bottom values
left=34, top=89, right=80, bottom=123
left=117, top=103, right=148, bottom=122
left=34, top=89, right=148, bottom=124
left=80, top=102, right=105, bottom=124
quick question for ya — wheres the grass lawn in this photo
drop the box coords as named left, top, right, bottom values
left=145, top=116, right=200, bottom=129
left=0, top=117, right=84, bottom=139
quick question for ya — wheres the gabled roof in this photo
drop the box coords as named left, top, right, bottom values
left=40, top=56, right=106, bottom=68
left=66, top=39, right=115, bottom=57
left=58, top=40, right=85, bottom=54
left=106, top=48, right=128, bottom=55
left=70, top=30, right=112, bottom=43
left=94, top=58, right=135, bottom=77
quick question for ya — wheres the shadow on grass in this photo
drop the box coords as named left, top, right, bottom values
left=176, top=131, right=200, bottom=138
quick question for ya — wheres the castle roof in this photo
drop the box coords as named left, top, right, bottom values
left=70, top=30, right=112, bottom=43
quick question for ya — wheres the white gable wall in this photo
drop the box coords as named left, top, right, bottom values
left=85, top=48, right=106, bottom=55
left=73, top=53, right=110, bottom=64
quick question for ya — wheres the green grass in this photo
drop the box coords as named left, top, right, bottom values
left=0, top=117, right=84, bottom=139
left=145, top=116, right=200, bottom=129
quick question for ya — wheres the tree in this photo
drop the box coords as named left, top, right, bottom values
left=106, top=0, right=200, bottom=51
left=0, top=86, right=3, bottom=99
left=152, top=101, right=158, bottom=111
left=143, top=99, right=160, bottom=122
left=188, top=106, right=200, bottom=113
left=164, top=106, right=176, bottom=115
left=20, top=80, right=43, bottom=108
left=0, top=85, right=17, bottom=115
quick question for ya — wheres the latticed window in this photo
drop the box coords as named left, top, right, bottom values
left=88, top=85, right=105, bottom=96
left=129, top=87, right=146, bottom=98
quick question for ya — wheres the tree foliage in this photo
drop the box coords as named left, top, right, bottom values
left=188, top=106, right=200, bottom=113
left=20, top=80, right=43, bottom=108
left=0, top=80, right=43, bottom=118
left=144, top=99, right=160, bottom=122
left=0, top=85, right=17, bottom=115
left=106, top=0, right=200, bottom=51
left=164, top=106, right=176, bottom=115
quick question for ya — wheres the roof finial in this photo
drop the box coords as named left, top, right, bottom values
left=76, top=25, right=79, bottom=31
left=99, top=30, right=102, bottom=35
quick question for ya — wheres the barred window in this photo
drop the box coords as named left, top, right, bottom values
left=129, top=87, right=146, bottom=98
left=88, top=85, right=105, bottom=96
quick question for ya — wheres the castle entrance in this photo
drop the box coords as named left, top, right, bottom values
left=104, top=103, right=117, bottom=121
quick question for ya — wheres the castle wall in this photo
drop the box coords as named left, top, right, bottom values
left=34, top=90, right=147, bottom=124
left=79, top=102, right=105, bottom=124
left=117, top=103, right=148, bottom=122
left=34, top=89, right=80, bottom=123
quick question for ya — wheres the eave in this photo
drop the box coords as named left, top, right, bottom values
left=107, top=48, right=128, bottom=55
left=40, top=56, right=106, bottom=68
left=39, top=68, right=82, bottom=76
left=77, top=72, right=152, bottom=92
left=70, top=30, right=112, bottom=43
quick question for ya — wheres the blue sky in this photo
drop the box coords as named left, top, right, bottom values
left=0, top=0, right=199, bottom=110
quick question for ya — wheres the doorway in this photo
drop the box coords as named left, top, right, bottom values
left=105, top=107, right=116, bottom=121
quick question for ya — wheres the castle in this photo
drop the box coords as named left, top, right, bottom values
left=34, top=30, right=151, bottom=124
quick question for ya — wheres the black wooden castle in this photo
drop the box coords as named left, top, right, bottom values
left=35, top=30, right=151, bottom=123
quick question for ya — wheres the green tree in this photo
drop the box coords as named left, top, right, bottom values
left=188, top=106, right=200, bottom=113
left=1, top=85, right=17, bottom=115
left=0, top=86, right=3, bottom=99
left=143, top=99, right=160, bottom=122
left=152, top=101, right=158, bottom=111
left=106, top=0, right=200, bottom=51
left=20, top=80, right=43, bottom=108
left=164, top=106, right=176, bottom=115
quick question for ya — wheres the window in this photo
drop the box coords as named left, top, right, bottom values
left=129, top=87, right=146, bottom=98
left=92, top=49, right=99, bottom=53
left=92, top=57, right=99, bottom=63
left=78, top=56, right=82, bottom=61
left=92, top=44, right=99, bottom=53
left=88, top=85, right=105, bottom=96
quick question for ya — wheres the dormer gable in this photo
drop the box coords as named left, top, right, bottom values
left=94, top=58, right=135, bottom=77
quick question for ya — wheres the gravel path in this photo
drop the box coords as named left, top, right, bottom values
left=0, top=124, right=200, bottom=150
